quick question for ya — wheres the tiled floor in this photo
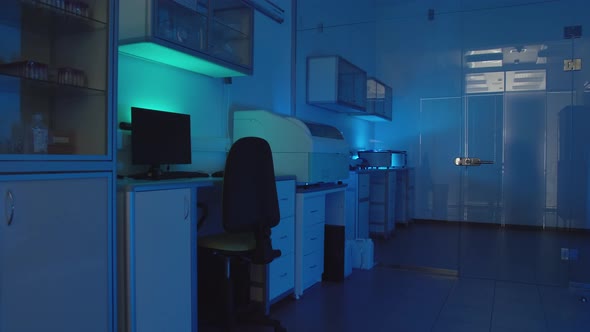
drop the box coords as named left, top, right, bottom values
left=375, top=221, right=590, bottom=286
left=200, top=222, right=590, bottom=331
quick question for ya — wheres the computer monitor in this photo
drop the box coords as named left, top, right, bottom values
left=131, top=107, right=191, bottom=175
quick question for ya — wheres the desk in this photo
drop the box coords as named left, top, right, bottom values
left=117, top=178, right=214, bottom=332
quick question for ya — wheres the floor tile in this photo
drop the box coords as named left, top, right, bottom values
left=433, top=319, right=490, bottom=332
left=200, top=223, right=590, bottom=332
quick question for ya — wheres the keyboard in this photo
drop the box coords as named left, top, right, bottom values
left=129, top=171, right=210, bottom=180
left=158, top=171, right=210, bottom=179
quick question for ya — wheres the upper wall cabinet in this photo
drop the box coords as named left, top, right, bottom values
left=354, top=77, right=393, bottom=122
left=0, top=0, right=113, bottom=160
left=119, top=0, right=253, bottom=78
left=307, top=55, right=367, bottom=113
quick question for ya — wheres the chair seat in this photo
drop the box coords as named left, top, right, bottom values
left=199, top=232, right=256, bottom=253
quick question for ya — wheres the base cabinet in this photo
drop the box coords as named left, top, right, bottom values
left=369, top=170, right=396, bottom=238
left=119, top=185, right=196, bottom=332
left=294, top=185, right=346, bottom=298
left=343, top=172, right=370, bottom=239
left=0, top=174, right=110, bottom=332
left=268, top=179, right=296, bottom=302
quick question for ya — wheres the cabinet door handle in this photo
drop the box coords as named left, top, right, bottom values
left=309, top=264, right=317, bottom=269
left=280, top=198, right=288, bottom=201
left=310, top=237, right=317, bottom=241
left=280, top=272, right=288, bottom=278
left=280, top=235, right=288, bottom=240
left=5, top=190, right=14, bottom=226
left=184, top=195, right=190, bottom=221
left=310, top=209, right=318, bottom=214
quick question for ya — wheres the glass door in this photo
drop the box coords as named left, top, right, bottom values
left=0, top=0, right=110, bottom=158
left=566, top=3, right=590, bottom=286
left=211, top=0, right=253, bottom=69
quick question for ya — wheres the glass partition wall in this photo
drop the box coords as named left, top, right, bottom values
left=373, top=0, right=590, bottom=294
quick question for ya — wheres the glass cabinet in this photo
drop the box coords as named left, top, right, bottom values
left=119, top=0, right=253, bottom=77
left=0, top=0, right=112, bottom=158
left=307, top=55, right=367, bottom=113
left=354, top=77, right=393, bottom=122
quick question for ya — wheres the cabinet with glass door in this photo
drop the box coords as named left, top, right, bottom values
left=119, top=0, right=253, bottom=77
left=0, top=0, right=112, bottom=162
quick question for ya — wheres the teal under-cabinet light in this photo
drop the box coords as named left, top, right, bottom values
left=118, top=42, right=247, bottom=78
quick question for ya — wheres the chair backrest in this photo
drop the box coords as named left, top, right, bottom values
left=222, top=136, right=280, bottom=233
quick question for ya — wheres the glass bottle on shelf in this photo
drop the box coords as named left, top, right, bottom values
left=28, top=113, right=48, bottom=154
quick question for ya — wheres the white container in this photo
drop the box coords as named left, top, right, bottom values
left=30, top=113, right=48, bottom=154
left=352, top=238, right=375, bottom=270
left=344, top=240, right=354, bottom=277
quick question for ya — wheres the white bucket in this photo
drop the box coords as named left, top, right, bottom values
left=352, top=238, right=375, bottom=270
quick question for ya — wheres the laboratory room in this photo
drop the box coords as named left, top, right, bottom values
left=1, top=0, right=589, bottom=331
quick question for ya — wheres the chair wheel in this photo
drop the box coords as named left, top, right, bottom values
left=274, top=326, right=287, bottom=332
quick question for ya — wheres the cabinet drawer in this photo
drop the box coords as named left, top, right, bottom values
left=358, top=173, right=370, bottom=199
left=271, top=216, right=295, bottom=256
left=276, top=180, right=295, bottom=218
left=269, top=254, right=294, bottom=300
left=302, top=251, right=324, bottom=291
left=303, top=223, right=324, bottom=255
left=302, top=196, right=325, bottom=226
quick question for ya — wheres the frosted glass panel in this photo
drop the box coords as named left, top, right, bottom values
left=503, top=92, right=547, bottom=227
left=463, top=95, right=503, bottom=223
left=416, top=97, right=462, bottom=221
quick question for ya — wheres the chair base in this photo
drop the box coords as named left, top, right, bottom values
left=197, top=247, right=286, bottom=332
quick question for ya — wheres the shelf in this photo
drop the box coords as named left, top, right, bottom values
left=168, top=0, right=209, bottom=14
left=0, top=0, right=107, bottom=33
left=213, top=18, right=249, bottom=41
left=0, top=73, right=106, bottom=97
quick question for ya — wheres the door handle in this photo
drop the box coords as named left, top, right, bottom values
left=454, top=157, right=494, bottom=166
left=5, top=190, right=14, bottom=226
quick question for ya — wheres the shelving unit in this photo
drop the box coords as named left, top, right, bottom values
left=0, top=1, right=116, bottom=332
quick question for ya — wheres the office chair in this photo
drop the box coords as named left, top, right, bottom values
left=198, top=136, right=286, bottom=332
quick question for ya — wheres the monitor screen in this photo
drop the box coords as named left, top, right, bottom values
left=131, top=107, right=192, bottom=168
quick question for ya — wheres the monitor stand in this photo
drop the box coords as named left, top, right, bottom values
left=146, top=164, right=162, bottom=180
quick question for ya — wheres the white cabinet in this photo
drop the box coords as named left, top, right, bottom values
left=0, top=174, right=110, bottom=332
left=369, top=170, right=396, bottom=238
left=343, top=172, right=370, bottom=239
left=268, top=179, right=295, bottom=302
left=307, top=55, right=367, bottom=113
left=294, top=185, right=346, bottom=298
left=119, top=184, right=199, bottom=332
left=295, top=193, right=325, bottom=297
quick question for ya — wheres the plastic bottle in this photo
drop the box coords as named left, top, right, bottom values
left=30, top=113, right=48, bottom=154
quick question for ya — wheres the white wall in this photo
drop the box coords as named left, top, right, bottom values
left=295, top=0, right=377, bottom=152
